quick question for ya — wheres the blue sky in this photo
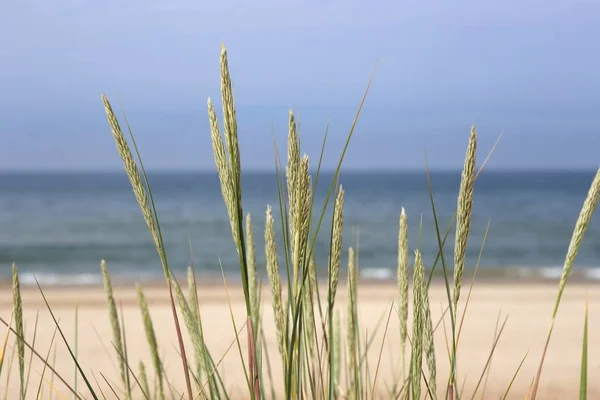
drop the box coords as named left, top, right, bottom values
left=1, top=0, right=599, bottom=171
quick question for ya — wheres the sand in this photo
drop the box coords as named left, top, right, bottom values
left=0, top=280, right=598, bottom=399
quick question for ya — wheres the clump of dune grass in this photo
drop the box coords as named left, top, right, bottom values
left=1, top=43, right=599, bottom=400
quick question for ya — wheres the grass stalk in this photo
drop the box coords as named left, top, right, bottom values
left=531, top=168, right=600, bottom=399
left=100, top=260, right=129, bottom=399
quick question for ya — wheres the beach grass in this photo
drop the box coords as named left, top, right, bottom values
left=1, top=44, right=600, bottom=399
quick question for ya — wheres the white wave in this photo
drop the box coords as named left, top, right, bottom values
left=360, top=268, right=393, bottom=281
left=18, top=272, right=102, bottom=286
left=583, top=269, right=600, bottom=280
left=537, top=267, right=563, bottom=280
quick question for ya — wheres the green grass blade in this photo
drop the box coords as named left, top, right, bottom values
left=424, top=154, right=458, bottom=397
left=3, top=340, right=16, bottom=400
left=23, top=310, right=39, bottom=400
left=470, top=314, right=508, bottom=399
left=0, top=314, right=82, bottom=400
left=218, top=259, right=252, bottom=396
left=501, top=350, right=529, bottom=400
left=35, top=325, right=59, bottom=400
left=34, top=278, right=99, bottom=400
left=119, top=304, right=133, bottom=399
left=370, top=301, right=395, bottom=400
left=74, top=302, right=79, bottom=400
left=579, top=301, right=589, bottom=400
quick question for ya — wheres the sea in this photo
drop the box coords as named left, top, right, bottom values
left=0, top=170, right=599, bottom=286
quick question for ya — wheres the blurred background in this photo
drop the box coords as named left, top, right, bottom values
left=1, top=0, right=599, bottom=284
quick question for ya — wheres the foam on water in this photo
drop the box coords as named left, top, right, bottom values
left=537, top=267, right=564, bottom=280
left=583, top=268, right=600, bottom=280
left=360, top=268, right=394, bottom=281
left=18, top=272, right=102, bottom=286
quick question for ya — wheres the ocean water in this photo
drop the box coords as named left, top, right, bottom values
left=0, top=170, right=598, bottom=286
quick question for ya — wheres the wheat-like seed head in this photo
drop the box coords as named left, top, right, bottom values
left=101, top=96, right=160, bottom=256
left=346, top=246, right=357, bottom=389
left=187, top=267, right=199, bottom=323
left=453, top=126, right=477, bottom=316
left=305, top=252, right=319, bottom=360
left=265, top=205, right=286, bottom=359
left=136, top=283, right=165, bottom=400
left=329, top=187, right=345, bottom=307
left=309, top=253, right=318, bottom=297
left=11, top=263, right=24, bottom=399
left=410, top=250, right=425, bottom=400
left=138, top=361, right=150, bottom=399
left=303, top=283, right=317, bottom=359
left=422, top=269, right=437, bottom=398
left=287, top=111, right=300, bottom=255
left=101, top=260, right=128, bottom=396
left=246, top=213, right=258, bottom=322
left=298, top=155, right=311, bottom=271
left=171, top=277, right=208, bottom=392
left=208, top=98, right=240, bottom=251
left=186, top=266, right=204, bottom=386
left=397, top=207, right=409, bottom=378
left=219, top=44, right=242, bottom=208
left=555, top=167, right=600, bottom=318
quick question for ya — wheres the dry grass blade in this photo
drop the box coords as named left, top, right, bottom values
left=166, top=279, right=195, bottom=400
left=0, top=312, right=14, bottom=378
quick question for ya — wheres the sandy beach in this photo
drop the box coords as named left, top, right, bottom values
left=1, top=280, right=598, bottom=399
